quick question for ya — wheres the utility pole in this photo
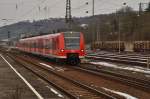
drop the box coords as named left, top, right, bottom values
left=138, top=2, right=142, bottom=41
left=118, top=3, right=127, bottom=54
left=92, top=0, right=95, bottom=43
left=65, top=0, right=72, bottom=30
left=7, top=31, right=10, bottom=46
left=116, top=9, right=121, bottom=54
left=85, top=0, right=95, bottom=44
left=139, top=2, right=149, bottom=15
left=116, top=10, right=121, bottom=54
left=92, top=0, right=95, bottom=16
left=139, top=2, right=142, bottom=15
left=138, top=2, right=148, bottom=41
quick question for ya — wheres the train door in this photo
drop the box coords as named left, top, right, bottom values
left=33, top=40, right=36, bottom=52
left=44, top=39, right=48, bottom=55
left=36, top=39, right=38, bottom=53
left=31, top=40, right=33, bottom=52
left=43, top=39, right=46, bottom=55
left=30, top=40, right=32, bottom=52
left=37, top=39, right=40, bottom=54
left=27, top=41, right=29, bottom=52
left=45, top=38, right=52, bottom=55
left=39, top=38, right=43, bottom=54
left=52, top=38, right=56, bottom=55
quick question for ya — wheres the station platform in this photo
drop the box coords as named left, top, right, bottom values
left=0, top=53, right=63, bottom=99
left=0, top=54, right=38, bottom=99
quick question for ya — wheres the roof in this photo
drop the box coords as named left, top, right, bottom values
left=20, top=32, right=62, bottom=41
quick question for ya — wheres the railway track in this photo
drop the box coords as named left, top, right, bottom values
left=88, top=51, right=150, bottom=59
left=7, top=53, right=116, bottom=99
left=86, top=54, right=150, bottom=66
left=4, top=49, right=150, bottom=99
left=11, top=50, right=150, bottom=92
left=77, top=64, right=150, bottom=92
left=24, top=51, right=150, bottom=91
left=99, top=53, right=149, bottom=60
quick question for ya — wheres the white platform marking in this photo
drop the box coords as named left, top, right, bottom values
left=0, top=54, right=44, bottom=99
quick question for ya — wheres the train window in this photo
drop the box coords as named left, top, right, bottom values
left=45, top=39, right=52, bottom=49
left=39, top=43, right=42, bottom=48
left=33, top=42, right=36, bottom=48
left=31, top=41, right=33, bottom=48
left=38, top=40, right=44, bottom=49
left=64, top=32, right=80, bottom=49
left=64, top=32, right=80, bottom=37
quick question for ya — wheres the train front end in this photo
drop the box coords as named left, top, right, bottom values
left=60, top=31, right=85, bottom=65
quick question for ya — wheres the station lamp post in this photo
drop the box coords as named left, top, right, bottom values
left=118, top=2, right=126, bottom=54
left=85, top=0, right=95, bottom=44
left=1, top=19, right=15, bottom=46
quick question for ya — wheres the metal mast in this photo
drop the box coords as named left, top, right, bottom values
left=139, top=3, right=142, bottom=15
left=92, top=0, right=95, bottom=16
left=65, top=0, right=72, bottom=30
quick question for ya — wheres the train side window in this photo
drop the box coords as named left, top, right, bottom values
left=34, top=42, right=36, bottom=48
left=45, top=40, right=49, bottom=49
left=31, top=42, right=33, bottom=48
left=39, top=40, right=43, bottom=49
left=45, top=39, right=52, bottom=49
left=33, top=42, right=36, bottom=48
left=37, top=40, right=39, bottom=48
left=52, top=38, right=56, bottom=50
left=50, top=39, right=52, bottom=49
left=39, top=43, right=41, bottom=48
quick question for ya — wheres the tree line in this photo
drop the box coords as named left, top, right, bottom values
left=72, top=3, right=150, bottom=44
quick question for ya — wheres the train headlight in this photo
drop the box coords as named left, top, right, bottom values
left=61, top=49, right=64, bottom=52
left=81, top=49, right=84, bottom=52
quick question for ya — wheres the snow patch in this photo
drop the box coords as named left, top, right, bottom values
left=39, top=63, right=55, bottom=70
left=46, top=86, right=64, bottom=98
left=55, top=67, right=65, bottom=71
left=90, top=62, right=150, bottom=74
left=91, top=62, right=117, bottom=67
left=102, top=87, right=138, bottom=99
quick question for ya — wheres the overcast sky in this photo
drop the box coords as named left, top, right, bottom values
left=0, top=0, right=149, bottom=26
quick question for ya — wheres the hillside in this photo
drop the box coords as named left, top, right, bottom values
left=0, top=7, right=150, bottom=44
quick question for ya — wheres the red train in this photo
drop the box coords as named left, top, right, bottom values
left=16, top=31, right=85, bottom=65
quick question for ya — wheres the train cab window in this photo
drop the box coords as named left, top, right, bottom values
left=64, top=32, right=80, bottom=49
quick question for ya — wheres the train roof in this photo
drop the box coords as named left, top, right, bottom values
left=20, top=32, right=62, bottom=41
left=20, top=31, right=81, bottom=41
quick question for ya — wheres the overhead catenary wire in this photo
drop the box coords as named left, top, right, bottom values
left=57, top=0, right=122, bottom=17
left=16, top=0, right=64, bottom=21
left=17, top=0, right=47, bottom=20
left=71, top=0, right=118, bottom=15
left=1, top=0, right=148, bottom=26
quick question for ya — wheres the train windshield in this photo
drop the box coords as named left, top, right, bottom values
left=64, top=32, right=80, bottom=49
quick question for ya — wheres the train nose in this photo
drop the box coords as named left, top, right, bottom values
left=67, top=53, right=80, bottom=65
